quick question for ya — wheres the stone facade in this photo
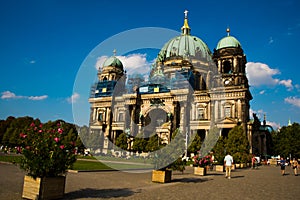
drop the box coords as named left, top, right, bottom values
left=88, top=11, right=254, bottom=153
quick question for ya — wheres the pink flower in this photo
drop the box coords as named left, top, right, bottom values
left=38, top=129, right=43, bottom=133
left=20, top=133, right=27, bottom=138
left=30, top=122, right=35, bottom=127
left=58, top=128, right=63, bottom=134
left=59, top=145, right=65, bottom=149
left=54, top=137, right=60, bottom=143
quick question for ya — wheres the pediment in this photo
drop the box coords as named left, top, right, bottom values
left=216, top=117, right=237, bottom=124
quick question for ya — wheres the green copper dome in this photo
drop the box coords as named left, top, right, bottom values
left=156, top=10, right=212, bottom=63
left=216, top=29, right=242, bottom=50
left=216, top=36, right=241, bottom=50
left=157, top=35, right=212, bottom=62
left=103, top=56, right=123, bottom=70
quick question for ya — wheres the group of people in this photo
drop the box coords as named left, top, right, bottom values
left=223, top=153, right=299, bottom=179
left=279, top=157, right=299, bottom=176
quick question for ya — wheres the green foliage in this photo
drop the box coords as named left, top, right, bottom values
left=146, top=134, right=162, bottom=151
left=169, top=157, right=185, bottom=173
left=1, top=116, right=37, bottom=147
left=225, top=125, right=250, bottom=163
left=132, top=133, right=147, bottom=153
left=212, top=136, right=225, bottom=164
left=152, top=128, right=185, bottom=170
left=199, top=126, right=220, bottom=157
left=187, top=133, right=202, bottom=154
left=115, top=133, right=128, bottom=150
left=19, top=120, right=78, bottom=178
left=273, top=123, right=300, bottom=158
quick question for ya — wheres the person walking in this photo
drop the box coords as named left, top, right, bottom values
left=279, top=157, right=286, bottom=176
left=291, top=158, right=298, bottom=176
left=251, top=155, right=257, bottom=169
left=224, top=153, right=234, bottom=179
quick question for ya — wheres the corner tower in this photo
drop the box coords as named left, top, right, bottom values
left=212, top=28, right=252, bottom=136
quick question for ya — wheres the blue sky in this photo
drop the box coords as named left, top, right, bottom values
left=0, top=0, right=300, bottom=129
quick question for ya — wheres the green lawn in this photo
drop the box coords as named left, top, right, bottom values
left=0, top=154, right=22, bottom=164
left=0, top=154, right=153, bottom=171
left=71, top=159, right=113, bottom=171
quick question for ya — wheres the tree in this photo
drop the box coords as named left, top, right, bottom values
left=152, top=128, right=186, bottom=170
left=146, top=134, right=161, bottom=152
left=115, top=133, right=128, bottom=150
left=225, top=125, right=250, bottom=163
left=273, top=123, right=300, bottom=158
left=212, top=136, right=226, bottom=164
left=2, top=116, right=38, bottom=148
left=0, top=116, right=15, bottom=144
left=187, top=133, right=202, bottom=155
left=199, top=126, right=220, bottom=157
left=132, top=133, right=147, bottom=153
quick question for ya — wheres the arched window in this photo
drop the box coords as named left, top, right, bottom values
left=223, top=60, right=232, bottom=74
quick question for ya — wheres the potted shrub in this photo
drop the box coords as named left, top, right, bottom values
left=19, top=120, right=79, bottom=200
left=193, top=153, right=212, bottom=176
left=151, top=128, right=185, bottom=183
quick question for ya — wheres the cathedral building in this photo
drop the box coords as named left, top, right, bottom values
left=88, top=11, right=254, bottom=154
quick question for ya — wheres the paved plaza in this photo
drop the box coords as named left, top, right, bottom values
left=0, top=162, right=299, bottom=200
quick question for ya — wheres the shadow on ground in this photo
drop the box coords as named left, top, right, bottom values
left=64, top=188, right=135, bottom=199
left=172, top=177, right=210, bottom=183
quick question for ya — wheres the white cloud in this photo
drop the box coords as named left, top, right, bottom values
left=268, top=37, right=274, bottom=44
left=259, top=90, right=265, bottom=95
left=28, top=95, right=48, bottom=100
left=284, top=96, right=300, bottom=108
left=1, top=91, right=48, bottom=101
left=266, top=121, right=280, bottom=130
left=95, top=56, right=108, bottom=70
left=246, top=62, right=294, bottom=91
left=67, top=92, right=80, bottom=104
left=278, top=79, right=293, bottom=91
left=95, top=54, right=152, bottom=76
left=1, top=91, right=21, bottom=99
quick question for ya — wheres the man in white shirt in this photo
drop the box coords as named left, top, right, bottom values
left=224, top=153, right=234, bottom=179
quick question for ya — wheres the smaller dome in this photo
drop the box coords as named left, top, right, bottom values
left=103, top=56, right=123, bottom=70
left=216, top=28, right=242, bottom=50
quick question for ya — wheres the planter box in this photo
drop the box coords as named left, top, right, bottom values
left=215, top=165, right=225, bottom=172
left=152, top=170, right=172, bottom=183
left=194, top=167, right=207, bottom=176
left=22, top=175, right=66, bottom=200
left=231, top=164, right=235, bottom=170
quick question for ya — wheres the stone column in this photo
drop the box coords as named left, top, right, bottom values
left=233, top=57, right=238, bottom=72
left=180, top=103, right=186, bottom=133
left=237, top=99, right=242, bottom=120
left=205, top=129, right=209, bottom=139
